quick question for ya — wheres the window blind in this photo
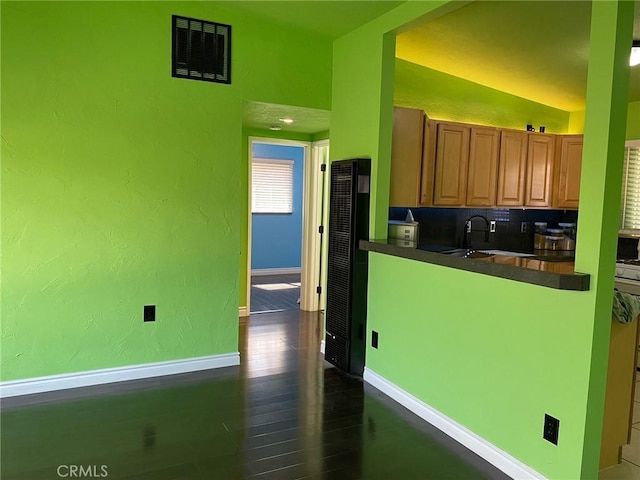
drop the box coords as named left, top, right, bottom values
left=621, top=145, right=640, bottom=230
left=252, top=159, right=294, bottom=213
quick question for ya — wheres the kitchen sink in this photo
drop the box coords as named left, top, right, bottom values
left=476, top=250, right=534, bottom=257
left=441, top=248, right=535, bottom=259
left=441, top=249, right=495, bottom=259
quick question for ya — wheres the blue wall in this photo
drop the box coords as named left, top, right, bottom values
left=251, top=143, right=304, bottom=270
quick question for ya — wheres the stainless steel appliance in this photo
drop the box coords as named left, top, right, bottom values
left=615, top=259, right=640, bottom=295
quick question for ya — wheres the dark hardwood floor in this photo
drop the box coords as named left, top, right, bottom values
left=1, top=310, right=510, bottom=479
left=250, top=274, right=301, bottom=313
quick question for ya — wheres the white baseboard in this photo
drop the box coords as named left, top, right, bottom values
left=0, top=353, right=240, bottom=399
left=320, top=340, right=325, bottom=354
left=363, top=368, right=546, bottom=480
left=239, top=306, right=249, bottom=317
left=251, top=267, right=301, bottom=276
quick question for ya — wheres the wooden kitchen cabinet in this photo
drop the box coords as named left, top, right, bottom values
left=496, top=130, right=528, bottom=206
left=497, top=131, right=555, bottom=207
left=420, top=119, right=437, bottom=205
left=553, top=135, right=583, bottom=209
left=525, top=133, right=555, bottom=207
left=391, top=107, right=578, bottom=209
left=390, top=107, right=425, bottom=207
left=433, top=122, right=470, bottom=206
left=466, top=127, right=500, bottom=206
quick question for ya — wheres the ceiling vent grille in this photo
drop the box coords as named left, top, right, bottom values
left=172, top=15, right=231, bottom=84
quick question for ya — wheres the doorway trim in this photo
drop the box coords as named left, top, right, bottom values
left=245, top=137, right=312, bottom=315
left=301, top=139, right=329, bottom=312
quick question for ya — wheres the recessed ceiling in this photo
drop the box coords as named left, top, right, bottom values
left=219, top=1, right=403, bottom=39
left=397, top=1, right=640, bottom=112
left=243, top=101, right=330, bottom=134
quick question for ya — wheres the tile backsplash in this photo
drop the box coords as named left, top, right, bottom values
left=389, top=207, right=579, bottom=252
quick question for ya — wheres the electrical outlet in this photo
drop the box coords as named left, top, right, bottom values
left=144, top=305, right=156, bottom=322
left=490, top=221, right=496, bottom=233
left=521, top=222, right=528, bottom=233
left=543, top=414, right=560, bottom=445
left=372, top=331, right=379, bottom=349
left=466, top=221, right=472, bottom=233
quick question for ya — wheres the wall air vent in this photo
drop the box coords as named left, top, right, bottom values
left=172, top=15, right=231, bottom=84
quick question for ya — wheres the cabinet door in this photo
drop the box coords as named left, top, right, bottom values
left=466, top=127, right=500, bottom=206
left=554, top=135, right=583, bottom=209
left=496, top=130, right=528, bottom=206
left=525, top=134, right=555, bottom=207
left=420, top=119, right=436, bottom=206
left=433, top=122, right=470, bottom=206
left=389, top=107, right=424, bottom=207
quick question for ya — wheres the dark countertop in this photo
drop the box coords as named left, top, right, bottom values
left=360, top=239, right=590, bottom=291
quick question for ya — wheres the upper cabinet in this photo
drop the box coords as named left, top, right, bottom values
left=433, top=122, right=470, bottom=206
left=431, top=123, right=499, bottom=207
left=496, top=132, right=557, bottom=208
left=420, top=119, right=437, bottom=206
left=525, top=134, right=556, bottom=207
left=466, top=127, right=500, bottom=206
left=553, top=135, right=583, bottom=209
left=389, top=107, right=425, bottom=208
left=496, top=130, right=528, bottom=206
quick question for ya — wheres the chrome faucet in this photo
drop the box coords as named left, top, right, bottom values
left=463, top=215, right=490, bottom=249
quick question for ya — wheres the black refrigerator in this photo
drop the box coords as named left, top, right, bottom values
left=324, top=158, right=370, bottom=376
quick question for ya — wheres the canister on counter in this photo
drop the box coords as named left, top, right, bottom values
left=558, top=222, right=576, bottom=251
left=545, top=228, right=565, bottom=250
left=534, top=222, right=547, bottom=249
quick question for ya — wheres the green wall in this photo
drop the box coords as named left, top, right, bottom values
left=366, top=255, right=594, bottom=476
left=395, top=57, right=638, bottom=141
left=311, top=130, right=331, bottom=142
left=568, top=109, right=587, bottom=135
left=331, top=1, right=633, bottom=479
left=627, top=101, right=640, bottom=139
left=569, top=101, right=640, bottom=139
left=395, top=58, right=570, bottom=133
left=1, top=1, right=331, bottom=381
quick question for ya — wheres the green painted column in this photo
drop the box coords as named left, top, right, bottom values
left=575, top=1, right=634, bottom=477
left=330, top=31, right=394, bottom=239
left=330, top=1, right=455, bottom=239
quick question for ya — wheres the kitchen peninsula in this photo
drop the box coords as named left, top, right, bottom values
left=360, top=239, right=589, bottom=291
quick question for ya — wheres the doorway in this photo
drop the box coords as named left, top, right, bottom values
left=246, top=138, right=328, bottom=315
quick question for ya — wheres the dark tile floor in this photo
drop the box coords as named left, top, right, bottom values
left=250, top=274, right=301, bottom=314
left=1, top=310, right=510, bottom=480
